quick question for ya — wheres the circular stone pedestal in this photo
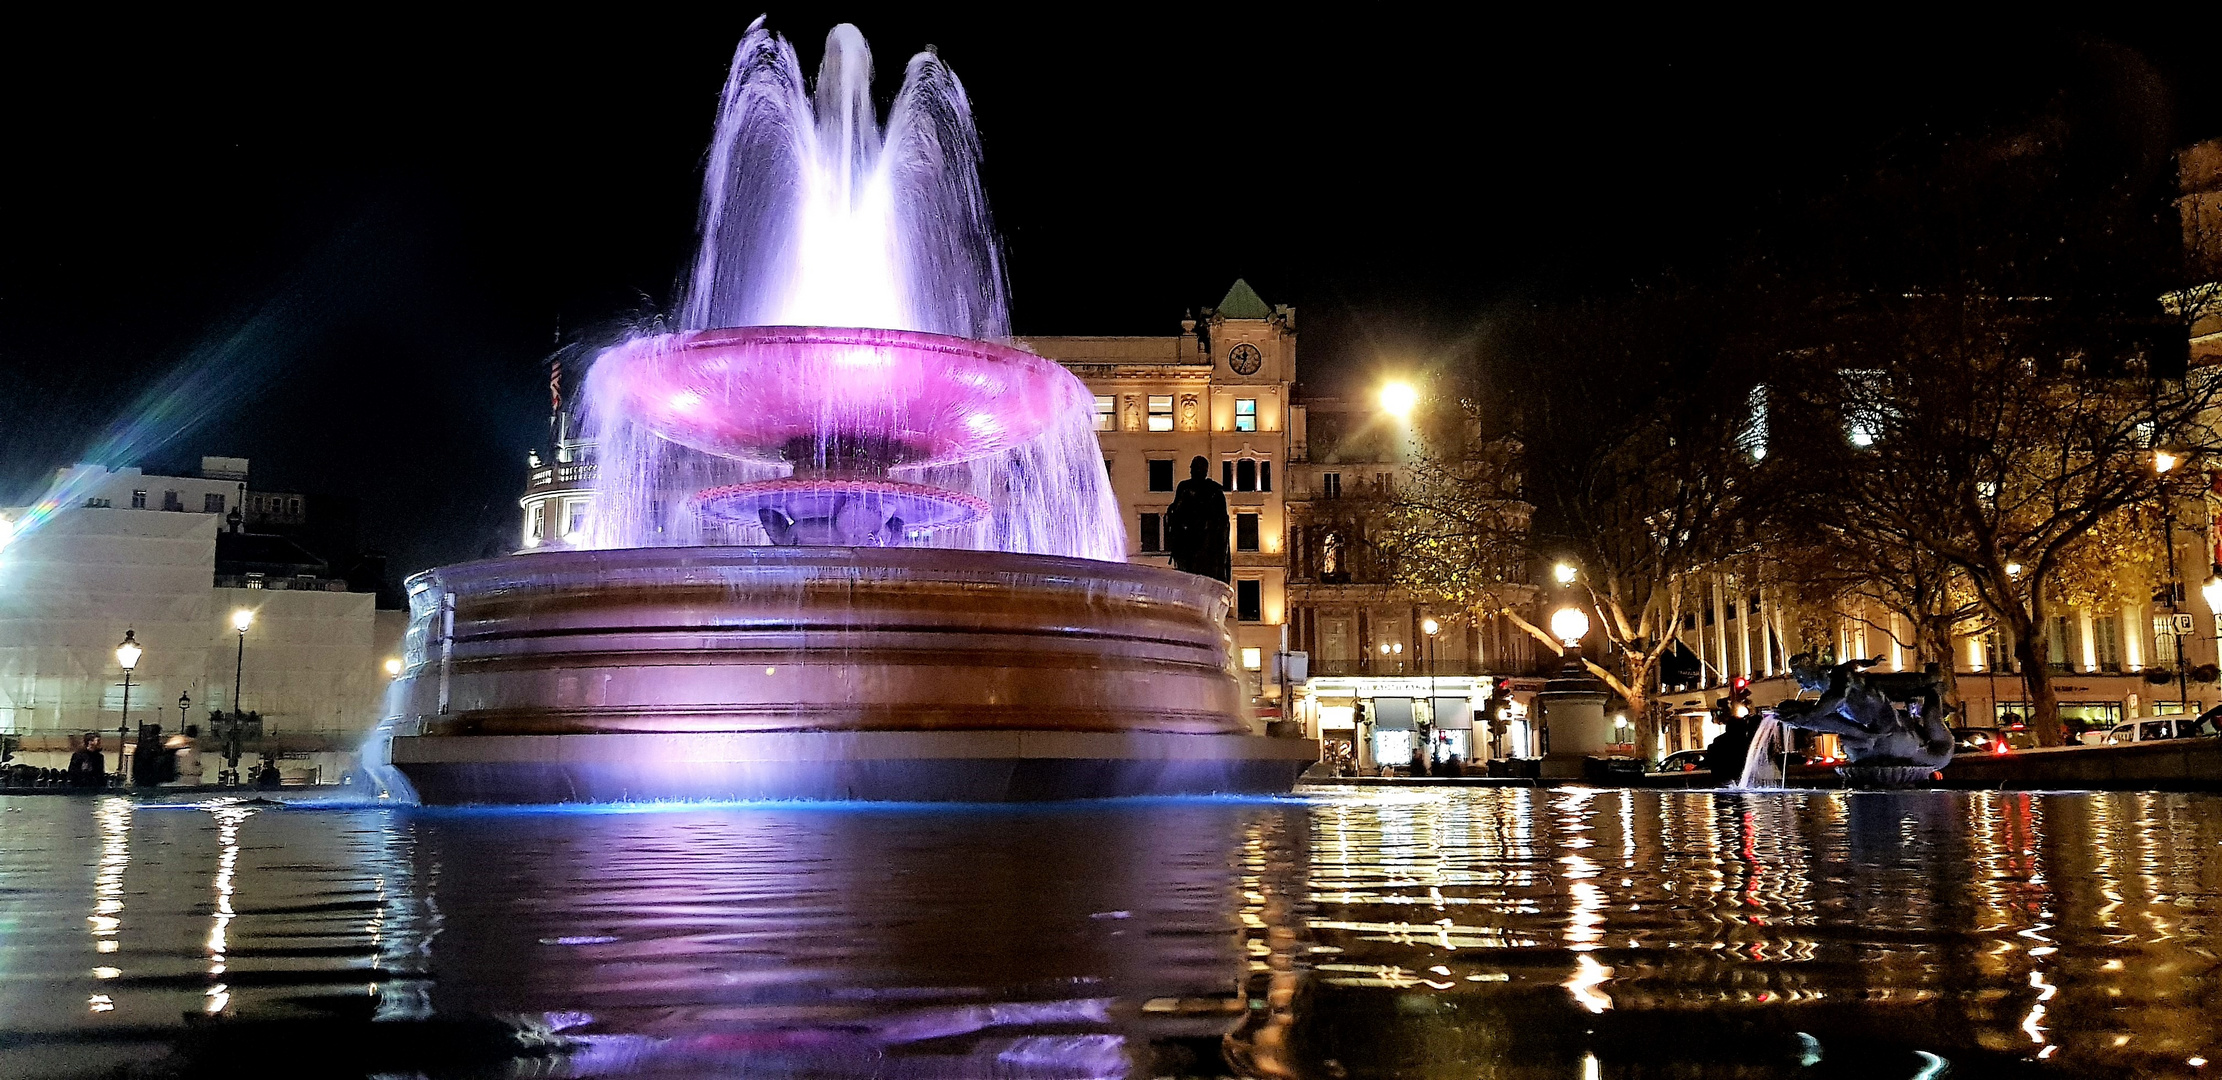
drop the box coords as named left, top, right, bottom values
left=380, top=547, right=1315, bottom=803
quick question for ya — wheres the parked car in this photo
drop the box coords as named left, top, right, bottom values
left=1953, top=727, right=2036, bottom=754
left=1655, top=749, right=1708, bottom=773
left=2103, top=712, right=2222, bottom=745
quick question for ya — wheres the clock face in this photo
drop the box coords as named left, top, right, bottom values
left=1228, top=343, right=1263, bottom=375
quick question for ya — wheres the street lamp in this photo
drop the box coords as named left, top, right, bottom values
left=1422, top=617, right=1441, bottom=762
left=2154, top=453, right=2189, bottom=708
left=230, top=608, right=253, bottom=715
left=115, top=630, right=141, bottom=785
left=1553, top=562, right=1577, bottom=585
left=383, top=657, right=403, bottom=677
left=1550, top=606, right=1590, bottom=650
left=1379, top=380, right=1418, bottom=422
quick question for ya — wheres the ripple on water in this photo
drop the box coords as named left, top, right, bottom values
left=0, top=788, right=2217, bottom=1078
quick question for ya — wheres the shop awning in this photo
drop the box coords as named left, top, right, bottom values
left=1371, top=696, right=1415, bottom=730
left=1432, top=697, right=1473, bottom=730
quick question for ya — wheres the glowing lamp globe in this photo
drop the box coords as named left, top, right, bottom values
left=1380, top=381, right=1418, bottom=421
left=1549, top=606, right=1590, bottom=647
left=115, top=630, right=141, bottom=672
left=232, top=609, right=254, bottom=634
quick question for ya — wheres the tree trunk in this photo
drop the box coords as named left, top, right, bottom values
left=1918, top=614, right=1962, bottom=720
left=2013, top=631, right=2065, bottom=746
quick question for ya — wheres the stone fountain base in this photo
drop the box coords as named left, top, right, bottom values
left=380, top=547, right=1314, bottom=804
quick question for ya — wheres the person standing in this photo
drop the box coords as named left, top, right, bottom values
left=67, top=733, right=107, bottom=788
left=1165, top=456, right=1230, bottom=583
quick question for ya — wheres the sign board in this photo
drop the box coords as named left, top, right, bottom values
left=2174, top=613, right=2198, bottom=636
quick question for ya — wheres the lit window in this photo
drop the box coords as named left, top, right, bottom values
left=564, top=500, right=589, bottom=539
left=1094, top=395, right=1116, bottom=432
left=526, top=504, right=545, bottom=546
left=1147, top=460, right=1174, bottom=492
left=1147, top=395, right=1174, bottom=432
left=1139, top=512, right=1162, bottom=553
left=1236, top=513, right=1260, bottom=551
left=1235, top=398, right=1257, bottom=432
left=1241, top=647, right=1263, bottom=670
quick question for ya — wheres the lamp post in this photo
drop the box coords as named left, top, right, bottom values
left=2156, top=451, right=2189, bottom=710
left=230, top=608, right=253, bottom=715
left=115, top=630, right=141, bottom=785
left=1422, top=617, right=1443, bottom=766
left=178, top=691, right=190, bottom=732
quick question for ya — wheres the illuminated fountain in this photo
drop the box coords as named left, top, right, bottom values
left=377, top=21, right=1314, bottom=803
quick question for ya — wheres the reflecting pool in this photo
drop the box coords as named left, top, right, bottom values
left=2, top=788, right=2218, bottom=1078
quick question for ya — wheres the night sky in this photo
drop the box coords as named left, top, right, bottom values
left=4, top=11, right=2218, bottom=582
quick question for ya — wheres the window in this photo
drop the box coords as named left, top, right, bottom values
left=289, top=498, right=301, bottom=516
left=1235, top=398, right=1258, bottom=432
left=1139, top=512, right=1163, bottom=553
left=1147, top=395, right=1174, bottom=432
left=527, top=504, right=546, bottom=545
left=1147, top=459, right=1175, bottom=492
left=1259, top=461, right=1271, bottom=492
left=1321, top=472, right=1341, bottom=499
left=1236, top=512, right=1260, bottom=551
left=1237, top=580, right=1261, bottom=622
left=1233, top=459, right=1254, bottom=491
left=131, top=489, right=147, bottom=509
left=1094, top=395, right=1116, bottom=431
left=203, top=493, right=225, bottom=514
left=564, top=499, right=589, bottom=539
left=1240, top=647, right=1263, bottom=670
left=1223, top=461, right=1234, bottom=488
left=162, top=490, right=182, bottom=511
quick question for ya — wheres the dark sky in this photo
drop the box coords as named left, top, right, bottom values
left=4, top=10, right=2218, bottom=580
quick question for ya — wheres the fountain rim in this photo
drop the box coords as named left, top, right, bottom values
left=408, top=545, right=1226, bottom=602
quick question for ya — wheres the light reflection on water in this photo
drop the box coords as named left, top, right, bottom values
left=0, top=789, right=2218, bottom=1078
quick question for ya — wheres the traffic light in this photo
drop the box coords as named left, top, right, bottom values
left=1731, top=675, right=1753, bottom=715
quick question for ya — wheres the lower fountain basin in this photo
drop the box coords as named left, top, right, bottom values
left=380, top=546, right=1314, bottom=803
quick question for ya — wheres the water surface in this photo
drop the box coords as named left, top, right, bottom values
left=2, top=787, right=2217, bottom=1078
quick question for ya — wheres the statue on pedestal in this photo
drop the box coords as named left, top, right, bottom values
left=1166, top=456, right=1230, bottom=583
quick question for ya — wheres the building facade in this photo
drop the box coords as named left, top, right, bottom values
left=1024, top=280, right=1297, bottom=719
left=0, top=458, right=404, bottom=783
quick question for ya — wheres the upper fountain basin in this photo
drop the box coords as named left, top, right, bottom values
left=595, top=326, right=1084, bottom=469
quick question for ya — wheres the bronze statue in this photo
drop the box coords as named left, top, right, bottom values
left=1166, top=456, right=1230, bottom=582
left=1771, top=653, right=1955, bottom=784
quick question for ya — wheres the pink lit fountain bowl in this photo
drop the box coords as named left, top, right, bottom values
left=596, top=326, right=1088, bottom=469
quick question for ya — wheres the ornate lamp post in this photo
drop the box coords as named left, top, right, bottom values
left=1422, top=616, right=1442, bottom=766
left=230, top=608, right=253, bottom=714
left=115, top=630, right=141, bottom=785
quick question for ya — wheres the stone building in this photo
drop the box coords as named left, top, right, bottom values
left=0, top=458, right=405, bottom=783
left=1023, top=280, right=1298, bottom=716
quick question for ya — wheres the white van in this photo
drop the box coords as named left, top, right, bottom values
left=2103, top=711, right=2221, bottom=745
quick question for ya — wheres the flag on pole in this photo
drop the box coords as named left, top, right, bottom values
left=550, top=358, right=562, bottom=415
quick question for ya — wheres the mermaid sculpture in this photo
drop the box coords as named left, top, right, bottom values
left=1771, top=653, right=1956, bottom=786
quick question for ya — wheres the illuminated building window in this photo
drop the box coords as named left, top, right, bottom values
left=1235, top=398, right=1257, bottom=432
left=1147, top=395, right=1174, bottom=432
left=1241, top=647, right=1263, bottom=670
left=1237, top=580, right=1261, bottom=622
left=1094, top=395, right=1116, bottom=431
